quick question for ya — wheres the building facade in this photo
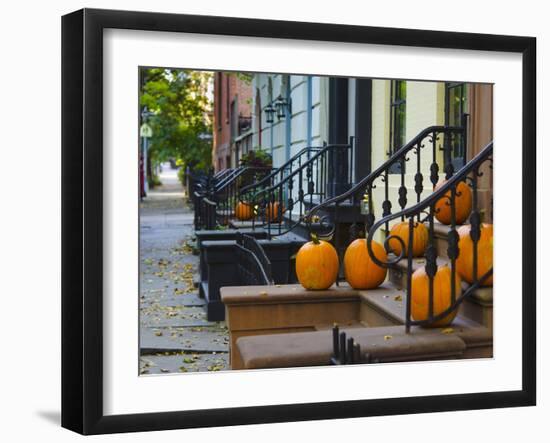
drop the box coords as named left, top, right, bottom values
left=212, top=73, right=253, bottom=171
left=251, top=74, right=329, bottom=166
left=212, top=72, right=493, bottom=221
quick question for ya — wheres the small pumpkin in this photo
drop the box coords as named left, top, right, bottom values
left=266, top=201, right=285, bottom=222
left=235, top=201, right=254, bottom=221
left=434, top=180, right=472, bottom=225
left=296, top=235, right=339, bottom=290
left=344, top=239, right=387, bottom=289
left=388, top=221, right=429, bottom=257
left=456, top=223, right=493, bottom=286
left=411, top=265, right=461, bottom=327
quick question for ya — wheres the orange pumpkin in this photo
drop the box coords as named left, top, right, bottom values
left=296, top=236, right=339, bottom=290
left=388, top=221, right=429, bottom=257
left=235, top=201, right=254, bottom=221
left=266, top=201, right=284, bottom=222
left=344, top=239, right=387, bottom=289
left=434, top=180, right=472, bottom=225
left=411, top=265, right=461, bottom=327
left=456, top=223, right=493, bottom=286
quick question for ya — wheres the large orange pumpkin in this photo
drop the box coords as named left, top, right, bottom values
left=434, top=180, right=472, bottom=225
left=411, top=265, right=461, bottom=327
left=235, top=201, right=254, bottom=221
left=296, top=236, right=339, bottom=290
left=266, top=201, right=284, bottom=222
left=456, top=223, right=493, bottom=286
left=344, top=239, right=387, bottom=289
left=388, top=221, right=429, bottom=257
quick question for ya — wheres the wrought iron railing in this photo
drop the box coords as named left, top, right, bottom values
left=193, top=166, right=272, bottom=229
left=213, top=168, right=234, bottom=182
left=330, top=324, right=364, bottom=365
left=238, top=145, right=323, bottom=204
left=235, top=233, right=274, bottom=286
left=306, top=118, right=468, bottom=237
left=366, top=141, right=493, bottom=332
left=214, top=166, right=272, bottom=225
left=244, top=141, right=354, bottom=238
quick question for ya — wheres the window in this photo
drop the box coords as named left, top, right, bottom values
left=445, top=82, right=467, bottom=169
left=389, top=80, right=406, bottom=172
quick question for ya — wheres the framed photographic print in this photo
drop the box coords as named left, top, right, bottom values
left=61, top=8, right=536, bottom=435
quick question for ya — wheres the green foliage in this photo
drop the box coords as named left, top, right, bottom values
left=140, top=68, right=213, bottom=172
left=177, top=166, right=186, bottom=186
left=239, top=150, right=272, bottom=168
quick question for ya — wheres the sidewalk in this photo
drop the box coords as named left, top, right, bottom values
left=139, top=164, right=229, bottom=374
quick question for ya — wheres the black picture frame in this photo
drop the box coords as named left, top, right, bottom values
left=62, top=8, right=536, bottom=435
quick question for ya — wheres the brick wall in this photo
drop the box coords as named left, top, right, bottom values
left=212, top=73, right=253, bottom=171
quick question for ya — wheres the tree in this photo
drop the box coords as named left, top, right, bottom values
left=139, top=68, right=213, bottom=183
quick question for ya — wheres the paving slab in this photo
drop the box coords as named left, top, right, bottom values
left=140, top=326, right=230, bottom=353
left=139, top=353, right=229, bottom=374
left=139, top=173, right=230, bottom=371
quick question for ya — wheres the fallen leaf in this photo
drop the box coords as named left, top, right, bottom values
left=394, top=295, right=403, bottom=302
left=384, top=335, right=393, bottom=340
left=441, top=328, right=454, bottom=334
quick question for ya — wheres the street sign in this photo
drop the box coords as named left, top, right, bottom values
left=140, top=123, right=153, bottom=138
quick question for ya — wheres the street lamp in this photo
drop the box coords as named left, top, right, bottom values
left=264, top=103, right=275, bottom=124
left=275, top=95, right=289, bottom=120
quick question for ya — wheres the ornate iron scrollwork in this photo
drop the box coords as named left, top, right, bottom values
left=398, top=186, right=408, bottom=210
left=447, top=229, right=460, bottom=261
left=430, top=162, right=440, bottom=187
left=414, top=172, right=424, bottom=197
left=382, top=200, right=392, bottom=218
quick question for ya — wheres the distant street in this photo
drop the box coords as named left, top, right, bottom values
left=139, top=163, right=229, bottom=374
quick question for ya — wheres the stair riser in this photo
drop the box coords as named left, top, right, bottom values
left=389, top=267, right=406, bottom=290
left=459, top=299, right=493, bottom=330
left=433, top=234, right=449, bottom=259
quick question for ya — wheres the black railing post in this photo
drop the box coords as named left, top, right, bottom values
left=328, top=145, right=350, bottom=197
left=332, top=324, right=339, bottom=361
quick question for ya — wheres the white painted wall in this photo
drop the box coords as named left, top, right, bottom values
left=252, top=73, right=329, bottom=168
left=369, top=79, right=447, bottom=236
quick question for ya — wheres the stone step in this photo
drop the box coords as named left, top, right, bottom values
left=388, top=255, right=449, bottom=290
left=222, top=282, right=491, bottom=369
left=361, top=284, right=481, bottom=328
left=386, top=256, right=492, bottom=328
left=236, top=320, right=492, bottom=370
